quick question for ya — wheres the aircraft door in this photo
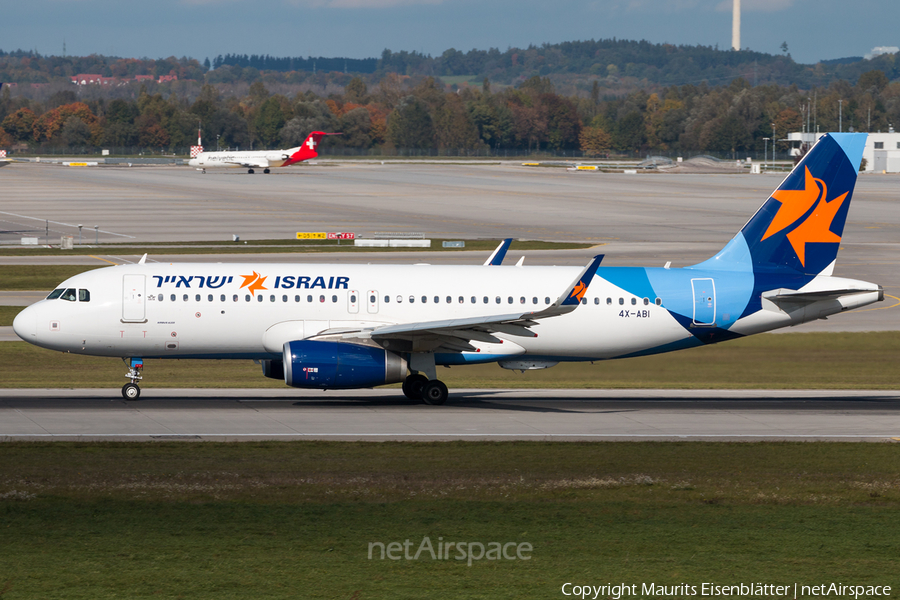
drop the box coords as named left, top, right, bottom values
left=691, top=278, right=716, bottom=326
left=122, top=274, right=147, bottom=322
left=367, top=290, right=379, bottom=314
left=348, top=290, right=359, bottom=314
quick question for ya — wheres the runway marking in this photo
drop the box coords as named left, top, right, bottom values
left=0, top=211, right=134, bottom=238
left=89, top=255, right=119, bottom=265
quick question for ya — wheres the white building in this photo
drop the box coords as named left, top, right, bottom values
left=786, top=130, right=900, bottom=173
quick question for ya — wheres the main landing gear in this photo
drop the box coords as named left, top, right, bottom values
left=263, top=168, right=271, bottom=174
left=402, top=352, right=450, bottom=405
left=122, top=357, right=143, bottom=400
left=402, top=373, right=449, bottom=405
left=248, top=168, right=255, bottom=174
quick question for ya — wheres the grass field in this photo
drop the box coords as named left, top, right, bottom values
left=1, top=332, right=899, bottom=389
left=0, top=442, right=898, bottom=599
left=0, top=238, right=593, bottom=258
left=0, top=306, right=21, bottom=326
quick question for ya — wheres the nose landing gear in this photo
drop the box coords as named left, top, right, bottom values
left=122, top=357, right=143, bottom=400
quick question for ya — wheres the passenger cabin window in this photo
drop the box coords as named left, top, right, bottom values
left=208, top=294, right=213, bottom=302
left=643, top=298, right=649, bottom=305
left=282, top=295, right=288, bottom=302
left=384, top=295, right=390, bottom=303
left=47, top=289, right=64, bottom=300
left=257, top=295, right=263, bottom=302
left=60, top=289, right=76, bottom=302
left=78, top=289, right=90, bottom=302
left=350, top=294, right=357, bottom=303
left=183, top=294, right=189, bottom=302
left=594, top=297, right=600, bottom=305
left=607, top=297, right=612, bottom=305
left=581, top=298, right=587, bottom=305
left=171, top=294, right=177, bottom=302
left=157, top=294, right=163, bottom=302
left=220, top=294, right=226, bottom=302
left=483, top=297, right=488, bottom=304
left=409, top=296, right=415, bottom=304
left=520, top=297, right=525, bottom=304
left=295, top=295, right=301, bottom=302
left=545, top=297, right=550, bottom=304
left=495, top=296, right=501, bottom=304
left=331, top=295, right=337, bottom=303
left=195, top=294, right=201, bottom=302
left=245, top=295, right=251, bottom=302
left=533, top=297, right=538, bottom=304
left=619, top=298, right=624, bottom=305
left=233, top=295, right=238, bottom=302
left=320, top=295, right=326, bottom=303
left=655, top=298, right=662, bottom=306
left=308, top=295, right=313, bottom=303
left=631, top=298, right=637, bottom=305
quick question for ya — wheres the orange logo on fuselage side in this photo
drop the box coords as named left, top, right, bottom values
left=240, top=271, right=268, bottom=294
left=761, top=166, right=848, bottom=266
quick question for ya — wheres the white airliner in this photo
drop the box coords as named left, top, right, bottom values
left=188, top=131, right=340, bottom=174
left=14, top=133, right=882, bottom=404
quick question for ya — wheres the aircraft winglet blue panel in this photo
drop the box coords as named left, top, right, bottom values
left=487, top=238, right=513, bottom=266
left=829, top=132, right=867, bottom=173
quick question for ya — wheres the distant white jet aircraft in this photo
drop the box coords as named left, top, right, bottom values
left=188, top=131, right=340, bottom=174
left=14, top=134, right=881, bottom=405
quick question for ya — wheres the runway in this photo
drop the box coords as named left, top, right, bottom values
left=2, top=388, right=899, bottom=442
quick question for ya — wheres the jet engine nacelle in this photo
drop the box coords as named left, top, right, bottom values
left=283, top=340, right=407, bottom=389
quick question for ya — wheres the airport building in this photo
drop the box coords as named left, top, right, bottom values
left=786, top=130, right=900, bottom=173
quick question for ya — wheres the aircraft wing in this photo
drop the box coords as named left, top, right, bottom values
left=319, top=255, right=604, bottom=351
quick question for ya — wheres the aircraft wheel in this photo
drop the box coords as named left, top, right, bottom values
left=421, top=380, right=448, bottom=406
left=402, top=373, right=428, bottom=400
left=122, top=383, right=141, bottom=400
left=264, top=168, right=271, bottom=174
left=248, top=169, right=255, bottom=174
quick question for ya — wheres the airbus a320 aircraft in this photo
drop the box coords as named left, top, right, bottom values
left=14, top=133, right=881, bottom=404
left=188, top=131, right=340, bottom=174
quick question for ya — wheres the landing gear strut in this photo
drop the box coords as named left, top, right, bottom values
left=122, top=357, right=143, bottom=400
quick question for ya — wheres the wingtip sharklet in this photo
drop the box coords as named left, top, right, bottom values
left=559, top=254, right=604, bottom=307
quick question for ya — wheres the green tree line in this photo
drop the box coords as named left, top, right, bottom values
left=1, top=70, right=897, bottom=155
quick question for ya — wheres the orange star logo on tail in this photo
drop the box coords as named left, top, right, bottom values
left=239, top=271, right=268, bottom=294
left=761, top=166, right=848, bottom=267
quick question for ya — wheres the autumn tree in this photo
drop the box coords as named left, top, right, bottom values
left=386, top=96, right=433, bottom=149
left=2, top=108, right=36, bottom=142
left=579, top=126, right=612, bottom=156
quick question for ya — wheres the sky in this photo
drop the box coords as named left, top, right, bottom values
left=2, top=0, right=898, bottom=66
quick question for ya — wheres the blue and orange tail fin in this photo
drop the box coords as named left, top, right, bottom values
left=695, top=133, right=866, bottom=276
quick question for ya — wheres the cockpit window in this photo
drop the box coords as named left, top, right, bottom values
left=78, top=289, right=90, bottom=302
left=47, top=289, right=64, bottom=300
left=60, top=288, right=77, bottom=302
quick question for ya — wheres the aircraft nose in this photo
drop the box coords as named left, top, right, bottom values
left=12, top=305, right=37, bottom=342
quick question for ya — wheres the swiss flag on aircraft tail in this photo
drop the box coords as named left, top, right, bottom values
left=283, top=132, right=341, bottom=166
